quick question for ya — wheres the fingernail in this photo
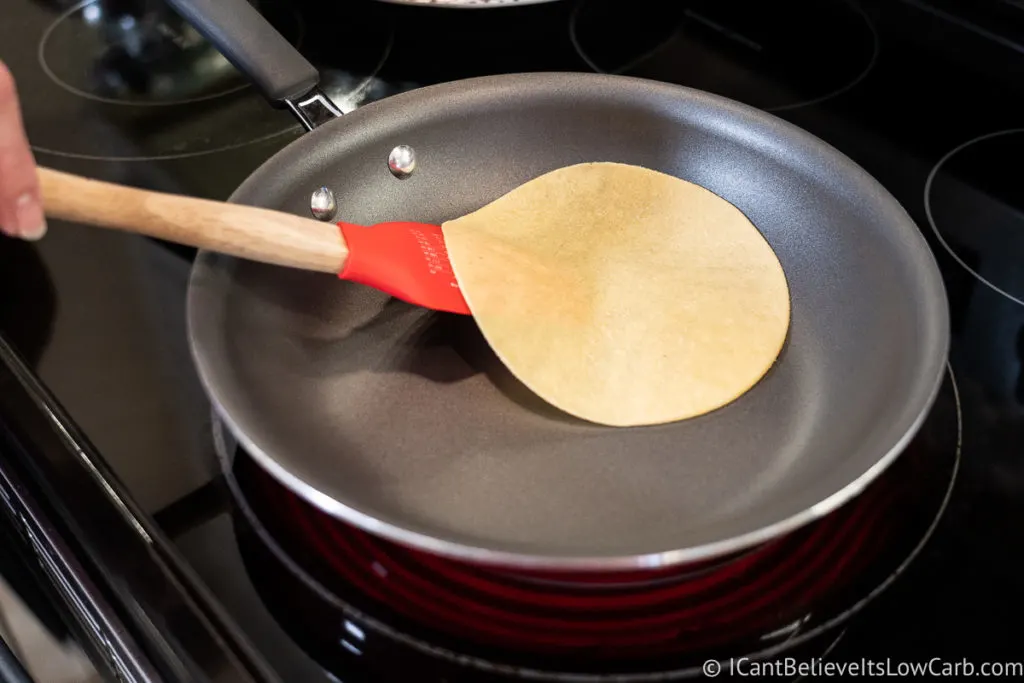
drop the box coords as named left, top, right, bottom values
left=15, top=193, right=46, bottom=241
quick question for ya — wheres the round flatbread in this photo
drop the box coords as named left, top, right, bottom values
left=441, top=162, right=791, bottom=427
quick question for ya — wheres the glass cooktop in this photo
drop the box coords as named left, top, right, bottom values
left=1, top=0, right=1023, bottom=680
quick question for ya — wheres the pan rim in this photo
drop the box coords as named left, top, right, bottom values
left=187, top=71, right=951, bottom=571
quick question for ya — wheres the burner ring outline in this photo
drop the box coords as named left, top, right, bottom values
left=924, top=127, right=1024, bottom=309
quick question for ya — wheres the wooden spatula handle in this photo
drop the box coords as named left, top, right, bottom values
left=37, top=167, right=348, bottom=273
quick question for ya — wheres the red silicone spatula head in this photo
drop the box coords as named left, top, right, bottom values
left=337, top=221, right=471, bottom=315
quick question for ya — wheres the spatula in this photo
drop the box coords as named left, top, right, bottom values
left=37, top=167, right=471, bottom=315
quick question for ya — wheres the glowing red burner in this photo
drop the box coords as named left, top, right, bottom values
left=241, top=452, right=905, bottom=658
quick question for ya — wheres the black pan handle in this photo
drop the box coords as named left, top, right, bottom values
left=163, top=0, right=341, bottom=130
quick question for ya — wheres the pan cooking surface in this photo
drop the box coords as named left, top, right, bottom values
left=214, top=282, right=810, bottom=554
left=187, top=74, right=948, bottom=567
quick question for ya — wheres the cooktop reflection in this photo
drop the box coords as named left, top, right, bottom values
left=570, top=0, right=878, bottom=112
left=19, top=0, right=395, bottom=160
left=214, top=367, right=959, bottom=681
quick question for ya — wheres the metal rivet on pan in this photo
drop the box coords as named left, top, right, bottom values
left=388, top=145, right=416, bottom=178
left=310, top=186, right=337, bottom=221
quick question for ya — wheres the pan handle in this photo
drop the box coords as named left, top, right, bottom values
left=163, top=0, right=342, bottom=131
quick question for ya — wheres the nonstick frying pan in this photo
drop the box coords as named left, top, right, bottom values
left=169, top=0, right=950, bottom=570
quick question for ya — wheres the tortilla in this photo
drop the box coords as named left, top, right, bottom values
left=441, top=162, right=790, bottom=427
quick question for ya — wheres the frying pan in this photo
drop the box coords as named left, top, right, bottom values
left=169, top=0, right=950, bottom=570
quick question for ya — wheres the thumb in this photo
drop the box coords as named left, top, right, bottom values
left=0, top=60, right=45, bottom=241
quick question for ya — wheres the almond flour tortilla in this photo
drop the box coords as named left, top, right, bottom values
left=441, top=162, right=791, bottom=427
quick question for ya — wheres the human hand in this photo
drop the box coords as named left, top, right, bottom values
left=0, top=60, right=45, bottom=241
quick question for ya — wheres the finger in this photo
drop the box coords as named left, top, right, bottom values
left=0, top=60, right=45, bottom=241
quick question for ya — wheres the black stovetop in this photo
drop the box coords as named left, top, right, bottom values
left=1, top=0, right=1023, bottom=681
